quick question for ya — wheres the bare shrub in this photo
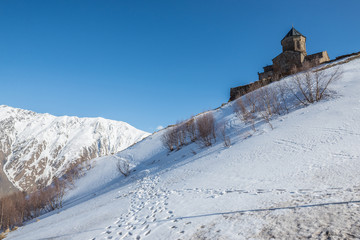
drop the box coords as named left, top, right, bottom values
left=63, top=161, right=83, bottom=187
left=48, top=177, right=66, bottom=209
left=185, top=118, right=197, bottom=142
left=161, top=127, right=178, bottom=151
left=268, top=86, right=283, bottom=116
left=256, top=86, right=283, bottom=129
left=0, top=177, right=68, bottom=231
left=277, top=82, right=290, bottom=113
left=245, top=82, right=262, bottom=113
left=116, top=158, right=130, bottom=177
left=196, top=112, right=216, bottom=147
left=161, top=119, right=197, bottom=151
left=290, top=66, right=342, bottom=105
left=235, top=97, right=256, bottom=131
left=0, top=195, right=16, bottom=231
left=219, top=122, right=231, bottom=147
left=235, top=81, right=288, bottom=130
left=0, top=158, right=91, bottom=231
left=257, top=87, right=273, bottom=114
left=176, top=121, right=187, bottom=147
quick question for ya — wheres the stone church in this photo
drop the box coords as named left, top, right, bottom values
left=230, top=27, right=330, bottom=101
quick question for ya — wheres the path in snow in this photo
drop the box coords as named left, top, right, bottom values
left=94, top=171, right=173, bottom=240
left=91, top=169, right=360, bottom=240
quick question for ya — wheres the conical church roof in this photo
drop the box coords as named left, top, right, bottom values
left=282, top=27, right=305, bottom=40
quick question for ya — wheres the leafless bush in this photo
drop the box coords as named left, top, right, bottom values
left=176, top=121, right=188, bottom=147
left=116, top=158, right=130, bottom=177
left=161, top=126, right=178, bottom=151
left=219, top=122, right=231, bottom=147
left=161, top=118, right=198, bottom=151
left=235, top=82, right=289, bottom=130
left=185, top=118, right=197, bottom=142
left=0, top=176, right=69, bottom=231
left=235, top=97, right=256, bottom=131
left=256, top=86, right=283, bottom=129
left=63, top=161, right=83, bottom=187
left=245, top=82, right=262, bottom=113
left=0, top=153, right=96, bottom=231
left=290, top=66, right=342, bottom=105
left=277, top=82, right=290, bottom=113
left=48, top=177, right=66, bottom=209
left=196, top=112, right=216, bottom=147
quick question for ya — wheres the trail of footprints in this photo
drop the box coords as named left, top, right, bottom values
left=92, top=172, right=360, bottom=240
left=94, top=173, right=176, bottom=240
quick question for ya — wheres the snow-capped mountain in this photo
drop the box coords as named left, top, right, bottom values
left=0, top=105, right=150, bottom=193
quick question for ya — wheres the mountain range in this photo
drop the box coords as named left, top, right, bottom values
left=0, top=105, right=149, bottom=195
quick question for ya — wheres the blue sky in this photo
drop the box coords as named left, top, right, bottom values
left=0, top=0, right=359, bottom=132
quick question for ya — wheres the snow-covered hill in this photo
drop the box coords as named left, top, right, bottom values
left=7, top=55, right=360, bottom=239
left=0, top=106, right=149, bottom=193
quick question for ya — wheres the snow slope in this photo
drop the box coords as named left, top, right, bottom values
left=0, top=106, right=149, bottom=192
left=7, top=56, right=360, bottom=239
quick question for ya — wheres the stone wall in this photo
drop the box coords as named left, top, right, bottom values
left=281, top=35, right=306, bottom=53
left=272, top=51, right=306, bottom=77
left=305, top=51, right=330, bottom=66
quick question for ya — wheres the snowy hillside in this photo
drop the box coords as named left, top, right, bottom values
left=0, top=106, right=149, bottom=193
left=7, top=55, right=360, bottom=239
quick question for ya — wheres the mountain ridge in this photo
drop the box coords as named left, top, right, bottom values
left=0, top=105, right=150, bottom=194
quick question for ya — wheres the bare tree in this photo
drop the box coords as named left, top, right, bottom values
left=277, top=82, right=290, bottom=113
left=50, top=177, right=66, bottom=209
left=185, top=118, right=197, bottom=142
left=245, top=82, right=263, bottom=113
left=256, top=86, right=281, bottom=129
left=161, top=127, right=178, bottom=151
left=176, top=121, right=187, bottom=147
left=0, top=171, right=75, bottom=231
left=196, top=112, right=216, bottom=147
left=219, top=122, right=231, bottom=147
left=161, top=117, right=198, bottom=151
left=235, top=98, right=256, bottom=131
left=290, top=66, right=342, bottom=105
left=63, top=161, right=83, bottom=187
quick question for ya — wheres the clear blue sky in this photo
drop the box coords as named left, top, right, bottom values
left=1, top=0, right=359, bottom=132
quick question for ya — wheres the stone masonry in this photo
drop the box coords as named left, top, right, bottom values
left=230, top=27, right=330, bottom=101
